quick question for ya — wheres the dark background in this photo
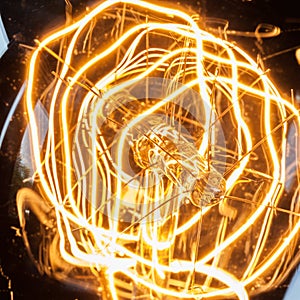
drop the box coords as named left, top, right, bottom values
left=0, top=0, right=299, bottom=299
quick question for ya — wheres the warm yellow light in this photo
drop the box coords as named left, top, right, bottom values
left=16, top=1, right=300, bottom=299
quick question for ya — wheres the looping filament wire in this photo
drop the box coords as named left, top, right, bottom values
left=15, top=1, right=300, bottom=299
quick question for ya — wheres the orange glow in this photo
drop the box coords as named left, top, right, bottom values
left=16, top=1, right=300, bottom=299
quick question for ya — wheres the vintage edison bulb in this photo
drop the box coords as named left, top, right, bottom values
left=1, top=1, right=299, bottom=299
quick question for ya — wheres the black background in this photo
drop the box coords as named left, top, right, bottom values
left=0, top=0, right=299, bottom=299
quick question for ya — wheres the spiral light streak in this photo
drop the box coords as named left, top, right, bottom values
left=15, top=1, right=300, bottom=299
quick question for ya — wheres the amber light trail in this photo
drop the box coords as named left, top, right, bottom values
left=16, top=0, right=300, bottom=299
